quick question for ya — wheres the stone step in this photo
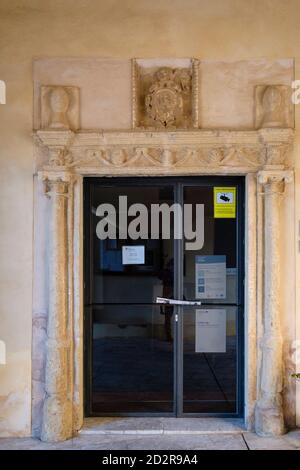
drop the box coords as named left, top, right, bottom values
left=81, top=417, right=246, bottom=435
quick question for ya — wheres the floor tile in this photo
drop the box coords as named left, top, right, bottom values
left=243, top=432, right=298, bottom=450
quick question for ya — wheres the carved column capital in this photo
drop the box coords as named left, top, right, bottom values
left=257, top=169, right=293, bottom=186
left=39, top=169, right=74, bottom=197
left=45, top=178, right=69, bottom=197
left=35, top=130, right=74, bottom=167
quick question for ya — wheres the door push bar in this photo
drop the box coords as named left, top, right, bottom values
left=156, top=297, right=202, bottom=306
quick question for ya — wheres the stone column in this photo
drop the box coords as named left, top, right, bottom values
left=41, top=175, right=73, bottom=442
left=255, top=170, right=293, bottom=436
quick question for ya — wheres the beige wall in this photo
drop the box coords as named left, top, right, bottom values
left=0, top=0, right=300, bottom=436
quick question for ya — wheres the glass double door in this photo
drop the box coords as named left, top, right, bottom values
left=84, top=177, right=244, bottom=417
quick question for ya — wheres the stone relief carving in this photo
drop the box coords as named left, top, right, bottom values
left=265, top=144, right=290, bottom=168
left=255, top=85, right=293, bottom=129
left=35, top=130, right=75, bottom=168
left=48, top=147, right=73, bottom=166
left=35, top=128, right=293, bottom=173
left=41, top=85, right=80, bottom=131
left=74, top=146, right=266, bottom=169
left=144, top=68, right=188, bottom=128
left=132, top=59, right=199, bottom=129
left=217, top=147, right=266, bottom=167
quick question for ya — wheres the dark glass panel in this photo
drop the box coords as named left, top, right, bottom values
left=90, top=185, right=174, bottom=304
left=182, top=306, right=238, bottom=413
left=183, top=186, right=238, bottom=304
left=90, top=304, right=174, bottom=413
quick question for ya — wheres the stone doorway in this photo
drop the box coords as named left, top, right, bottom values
left=32, top=58, right=295, bottom=442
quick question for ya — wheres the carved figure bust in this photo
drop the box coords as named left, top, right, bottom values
left=49, top=87, right=70, bottom=129
left=261, top=85, right=284, bottom=128
left=40, top=85, right=80, bottom=131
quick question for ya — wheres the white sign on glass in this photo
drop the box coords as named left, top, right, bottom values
left=122, top=245, right=145, bottom=265
left=195, top=309, right=226, bottom=353
left=195, top=255, right=226, bottom=299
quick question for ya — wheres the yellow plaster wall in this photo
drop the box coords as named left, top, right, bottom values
left=0, top=0, right=300, bottom=435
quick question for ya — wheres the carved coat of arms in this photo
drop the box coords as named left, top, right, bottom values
left=144, top=67, right=192, bottom=128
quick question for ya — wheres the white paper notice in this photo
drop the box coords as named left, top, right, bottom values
left=195, top=255, right=226, bottom=299
left=122, top=245, right=145, bottom=265
left=195, top=309, right=226, bottom=353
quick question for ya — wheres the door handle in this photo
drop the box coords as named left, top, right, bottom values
left=156, top=297, right=202, bottom=306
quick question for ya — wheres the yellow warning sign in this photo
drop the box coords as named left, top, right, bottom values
left=214, top=187, right=236, bottom=218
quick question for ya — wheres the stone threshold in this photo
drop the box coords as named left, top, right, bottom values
left=81, top=417, right=246, bottom=435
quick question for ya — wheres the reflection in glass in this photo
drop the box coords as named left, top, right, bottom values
left=183, top=186, right=238, bottom=304
left=91, top=305, right=174, bottom=413
left=85, top=178, right=243, bottom=416
left=183, top=306, right=237, bottom=413
left=91, top=186, right=174, bottom=304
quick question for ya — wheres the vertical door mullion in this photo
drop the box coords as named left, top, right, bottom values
left=83, top=180, right=93, bottom=416
left=174, top=182, right=184, bottom=416
left=237, top=180, right=245, bottom=416
left=236, top=182, right=241, bottom=415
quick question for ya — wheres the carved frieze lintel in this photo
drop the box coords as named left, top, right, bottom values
left=71, top=145, right=266, bottom=170
left=62, top=128, right=293, bottom=147
left=70, top=144, right=278, bottom=171
left=34, top=128, right=294, bottom=174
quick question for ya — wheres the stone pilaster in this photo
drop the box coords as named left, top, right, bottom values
left=255, top=169, right=293, bottom=436
left=41, top=175, right=73, bottom=442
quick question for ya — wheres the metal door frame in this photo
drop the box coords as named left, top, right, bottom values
left=83, top=176, right=245, bottom=418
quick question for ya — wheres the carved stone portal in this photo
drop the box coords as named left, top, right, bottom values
left=132, top=59, right=199, bottom=129
left=34, top=126, right=294, bottom=442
